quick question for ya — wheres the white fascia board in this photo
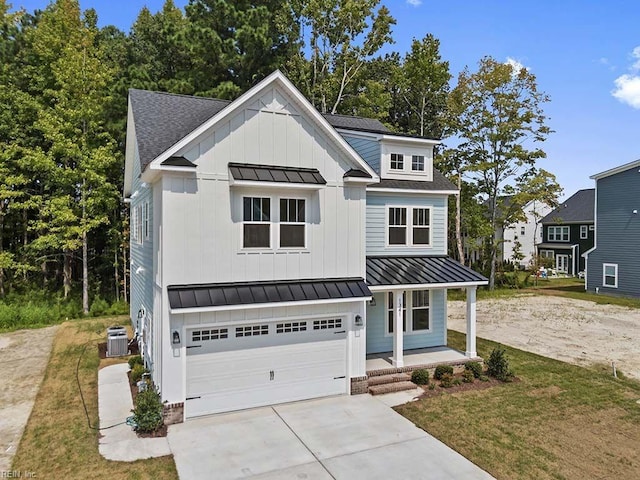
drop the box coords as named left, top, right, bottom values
left=367, top=187, right=459, bottom=195
left=368, top=281, right=487, bottom=292
left=170, top=296, right=372, bottom=315
left=590, top=159, right=640, bottom=180
left=150, top=165, right=197, bottom=174
left=343, top=176, right=378, bottom=184
left=146, top=70, right=379, bottom=181
left=380, top=134, right=441, bottom=147
left=123, top=99, right=136, bottom=197
left=229, top=179, right=325, bottom=190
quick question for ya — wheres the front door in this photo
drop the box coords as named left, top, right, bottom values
left=556, top=254, right=569, bottom=274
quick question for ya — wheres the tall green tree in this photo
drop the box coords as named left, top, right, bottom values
left=30, top=0, right=118, bottom=312
left=446, top=56, right=555, bottom=289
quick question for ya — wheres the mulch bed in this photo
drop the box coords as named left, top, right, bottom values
left=416, top=376, right=520, bottom=399
left=126, top=370, right=168, bottom=438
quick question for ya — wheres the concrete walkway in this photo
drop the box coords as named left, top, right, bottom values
left=98, top=363, right=171, bottom=461
left=99, top=364, right=493, bottom=478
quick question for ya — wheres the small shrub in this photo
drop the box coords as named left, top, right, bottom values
left=464, top=361, right=483, bottom=378
left=461, top=369, right=475, bottom=383
left=128, top=355, right=144, bottom=369
left=131, top=364, right=147, bottom=383
left=428, top=383, right=436, bottom=390
left=89, top=297, right=110, bottom=317
left=131, top=385, right=163, bottom=433
left=486, top=347, right=514, bottom=381
left=411, top=369, right=430, bottom=385
left=452, top=377, right=462, bottom=386
left=479, top=374, right=490, bottom=382
left=434, top=365, right=454, bottom=380
left=440, top=373, right=454, bottom=388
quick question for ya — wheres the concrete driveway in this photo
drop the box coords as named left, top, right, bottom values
left=167, top=395, right=493, bottom=480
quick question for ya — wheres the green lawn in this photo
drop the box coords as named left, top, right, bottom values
left=396, top=331, right=640, bottom=480
left=11, top=316, right=178, bottom=480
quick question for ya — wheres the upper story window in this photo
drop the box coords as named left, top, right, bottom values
left=280, top=198, right=305, bottom=248
left=390, top=153, right=404, bottom=170
left=520, top=226, right=525, bottom=236
left=243, top=197, right=271, bottom=248
left=388, top=207, right=431, bottom=247
left=548, top=225, right=569, bottom=242
left=133, top=204, right=143, bottom=245
left=143, top=201, right=150, bottom=240
left=580, top=225, right=588, bottom=239
left=411, top=155, right=425, bottom=171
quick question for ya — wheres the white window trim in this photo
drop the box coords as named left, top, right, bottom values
left=384, top=290, right=432, bottom=336
left=580, top=225, right=588, bottom=239
left=540, top=249, right=555, bottom=259
left=602, top=263, right=618, bottom=288
left=239, top=194, right=309, bottom=252
left=380, top=142, right=433, bottom=181
left=547, top=225, right=569, bottom=242
left=385, top=206, right=432, bottom=248
left=390, top=153, right=404, bottom=171
left=411, top=154, right=425, bottom=172
left=134, top=204, right=143, bottom=245
left=143, top=201, right=150, bottom=241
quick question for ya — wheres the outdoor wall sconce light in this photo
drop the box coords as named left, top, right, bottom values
left=369, top=297, right=376, bottom=307
left=354, top=315, right=363, bottom=326
left=633, top=209, right=638, bottom=215
left=172, top=330, right=181, bottom=345
left=137, top=308, right=144, bottom=319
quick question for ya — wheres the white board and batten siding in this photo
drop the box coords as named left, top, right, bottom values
left=153, top=85, right=369, bottom=407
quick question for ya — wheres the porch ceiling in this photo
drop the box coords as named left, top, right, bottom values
left=366, top=256, right=487, bottom=289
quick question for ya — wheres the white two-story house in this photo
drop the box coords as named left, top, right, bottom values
left=124, top=71, right=486, bottom=421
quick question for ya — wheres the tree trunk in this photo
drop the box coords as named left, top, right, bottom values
left=0, top=210, right=4, bottom=298
left=82, top=230, right=89, bottom=315
left=455, top=173, right=464, bottom=265
left=114, top=248, right=119, bottom=302
left=63, top=249, right=72, bottom=298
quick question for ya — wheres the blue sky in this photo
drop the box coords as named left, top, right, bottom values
left=12, top=0, right=640, bottom=200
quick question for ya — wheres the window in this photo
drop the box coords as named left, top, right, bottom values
left=520, top=226, right=526, bottom=236
left=540, top=250, right=555, bottom=259
left=548, top=226, right=569, bottom=242
left=589, top=225, right=595, bottom=231
left=134, top=205, right=143, bottom=245
left=235, top=324, right=269, bottom=337
left=411, top=155, right=425, bottom=171
left=280, top=198, right=305, bottom=248
left=603, top=263, right=618, bottom=288
left=192, top=328, right=228, bottom=342
left=388, top=207, right=431, bottom=246
left=580, top=225, right=588, bottom=239
left=388, top=208, right=407, bottom=245
left=412, top=208, right=430, bottom=245
left=387, top=292, right=406, bottom=334
left=243, top=197, right=271, bottom=248
left=276, top=321, right=307, bottom=333
left=411, top=290, right=430, bottom=331
left=390, top=153, right=404, bottom=170
left=143, top=201, right=150, bottom=240
left=312, top=318, right=342, bottom=330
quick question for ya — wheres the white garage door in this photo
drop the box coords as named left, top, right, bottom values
left=185, top=318, right=347, bottom=418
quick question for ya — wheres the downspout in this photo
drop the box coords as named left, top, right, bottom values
left=571, top=244, right=578, bottom=276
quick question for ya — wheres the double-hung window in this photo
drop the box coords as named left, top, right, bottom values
left=388, top=207, right=431, bottom=246
left=134, top=205, right=143, bottom=245
left=603, top=263, right=618, bottom=288
left=390, top=153, right=404, bottom=170
left=243, top=197, right=271, bottom=248
left=386, top=290, right=430, bottom=334
left=143, top=201, right=150, bottom=240
left=387, top=292, right=406, bottom=333
left=280, top=198, right=305, bottom=248
left=411, top=155, right=425, bottom=171
left=580, top=225, right=588, bottom=239
left=548, top=226, right=569, bottom=242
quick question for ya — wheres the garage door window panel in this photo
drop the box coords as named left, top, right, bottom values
left=276, top=321, right=307, bottom=333
left=313, top=318, right=342, bottom=330
left=236, top=324, right=269, bottom=337
left=192, top=328, right=228, bottom=342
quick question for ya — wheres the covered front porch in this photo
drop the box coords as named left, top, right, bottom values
left=366, top=345, right=479, bottom=373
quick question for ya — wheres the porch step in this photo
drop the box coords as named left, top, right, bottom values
left=367, top=373, right=411, bottom=386
left=368, top=381, right=418, bottom=396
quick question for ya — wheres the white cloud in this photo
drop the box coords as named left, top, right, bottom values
left=612, top=46, right=640, bottom=109
left=505, top=57, right=528, bottom=73
left=406, top=0, right=422, bottom=6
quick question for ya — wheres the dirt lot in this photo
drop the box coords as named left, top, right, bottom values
left=448, top=294, right=640, bottom=379
left=0, top=326, right=58, bottom=471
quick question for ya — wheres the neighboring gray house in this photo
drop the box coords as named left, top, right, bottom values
left=584, top=159, right=640, bottom=297
left=124, top=71, right=486, bottom=421
left=536, top=189, right=595, bottom=276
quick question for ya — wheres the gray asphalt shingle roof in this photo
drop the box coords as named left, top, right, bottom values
left=322, top=113, right=392, bottom=134
left=370, top=169, right=456, bottom=191
left=541, top=189, right=595, bottom=224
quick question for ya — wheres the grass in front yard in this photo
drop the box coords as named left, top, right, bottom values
left=396, top=331, right=640, bottom=480
left=11, top=316, right=177, bottom=480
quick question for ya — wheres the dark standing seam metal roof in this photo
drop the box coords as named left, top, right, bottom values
left=366, top=256, right=487, bottom=287
left=369, top=169, right=456, bottom=191
left=161, top=156, right=196, bottom=167
left=228, top=163, right=326, bottom=185
left=343, top=168, right=372, bottom=179
left=168, top=278, right=371, bottom=310
left=541, top=189, right=595, bottom=224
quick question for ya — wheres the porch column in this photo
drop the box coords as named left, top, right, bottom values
left=391, top=290, right=404, bottom=367
left=465, top=286, right=477, bottom=358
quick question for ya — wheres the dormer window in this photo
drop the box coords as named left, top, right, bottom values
left=411, top=155, right=425, bottom=171
left=390, top=153, right=404, bottom=170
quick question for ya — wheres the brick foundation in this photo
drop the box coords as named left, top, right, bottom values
left=350, top=376, right=369, bottom=395
left=163, top=402, right=184, bottom=425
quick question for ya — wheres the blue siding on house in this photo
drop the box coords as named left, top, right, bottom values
left=343, top=134, right=380, bottom=172
left=129, top=144, right=154, bottom=334
left=366, top=193, right=447, bottom=256
left=587, top=167, right=640, bottom=297
left=365, top=289, right=446, bottom=354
